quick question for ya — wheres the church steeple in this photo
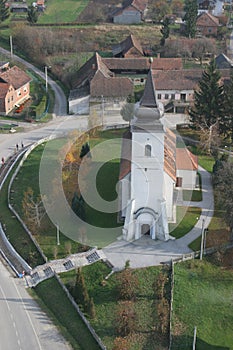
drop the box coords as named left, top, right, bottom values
left=140, top=69, right=158, bottom=108
left=133, top=69, right=164, bottom=131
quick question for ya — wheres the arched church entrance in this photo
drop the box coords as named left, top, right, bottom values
left=134, top=207, right=158, bottom=240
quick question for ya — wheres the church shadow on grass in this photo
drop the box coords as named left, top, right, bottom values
left=171, top=335, right=230, bottom=350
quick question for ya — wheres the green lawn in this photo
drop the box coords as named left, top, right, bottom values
left=169, top=206, right=201, bottom=239
left=61, top=262, right=169, bottom=350
left=32, top=276, right=102, bottom=350
left=37, top=0, right=89, bottom=23
left=171, top=260, right=233, bottom=350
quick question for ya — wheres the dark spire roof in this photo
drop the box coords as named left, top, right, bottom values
left=140, top=70, right=157, bottom=108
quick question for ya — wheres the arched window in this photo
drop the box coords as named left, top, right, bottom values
left=145, top=144, right=151, bottom=157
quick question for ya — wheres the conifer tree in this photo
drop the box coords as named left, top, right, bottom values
left=0, top=0, right=10, bottom=23
left=160, top=17, right=170, bottom=46
left=189, top=59, right=224, bottom=153
left=73, top=268, right=90, bottom=312
left=27, top=5, right=39, bottom=24
left=183, top=0, right=198, bottom=38
left=223, top=71, right=233, bottom=142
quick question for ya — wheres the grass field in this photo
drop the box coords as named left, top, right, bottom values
left=37, top=0, right=89, bottom=23
left=32, top=276, right=102, bottom=350
left=171, top=260, right=233, bottom=350
left=169, top=206, right=201, bottom=239
left=60, top=261, right=169, bottom=350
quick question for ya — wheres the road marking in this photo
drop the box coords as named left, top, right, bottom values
left=0, top=283, right=21, bottom=349
left=13, top=279, right=43, bottom=350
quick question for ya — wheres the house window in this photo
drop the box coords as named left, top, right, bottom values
left=145, top=144, right=151, bottom=157
left=171, top=94, right=175, bottom=100
left=165, top=94, right=169, bottom=99
left=157, top=94, right=161, bottom=100
left=181, top=93, right=186, bottom=102
left=11, top=96, right=13, bottom=101
left=18, top=91, right=21, bottom=96
left=24, top=86, right=27, bottom=92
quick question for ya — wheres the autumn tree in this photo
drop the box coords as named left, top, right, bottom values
left=22, top=187, right=46, bottom=231
left=115, top=301, right=137, bottom=337
left=116, top=268, right=139, bottom=301
left=112, top=337, right=130, bottom=350
left=189, top=60, right=224, bottom=154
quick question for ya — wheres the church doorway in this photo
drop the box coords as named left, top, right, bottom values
left=141, top=224, right=150, bottom=235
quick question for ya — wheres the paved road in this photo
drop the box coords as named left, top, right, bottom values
left=0, top=260, right=71, bottom=350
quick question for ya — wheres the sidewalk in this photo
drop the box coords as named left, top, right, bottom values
left=102, top=166, right=214, bottom=269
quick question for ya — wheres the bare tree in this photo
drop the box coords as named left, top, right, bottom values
left=22, top=187, right=46, bottom=230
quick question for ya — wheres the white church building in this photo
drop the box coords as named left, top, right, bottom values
left=118, top=70, right=198, bottom=242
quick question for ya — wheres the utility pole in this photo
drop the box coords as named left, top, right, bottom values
left=56, top=223, right=60, bottom=245
left=10, top=36, right=13, bottom=60
left=200, top=219, right=205, bottom=260
left=45, top=65, right=51, bottom=93
left=193, top=326, right=197, bottom=350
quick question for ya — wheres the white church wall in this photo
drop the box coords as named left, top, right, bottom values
left=164, top=172, right=175, bottom=221
left=119, top=174, right=131, bottom=218
left=176, top=169, right=197, bottom=189
left=131, top=131, right=165, bottom=213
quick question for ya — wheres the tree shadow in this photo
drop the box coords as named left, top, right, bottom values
left=171, top=335, right=230, bottom=350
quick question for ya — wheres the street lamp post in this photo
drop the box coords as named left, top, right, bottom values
left=45, top=66, right=51, bottom=93
left=200, top=219, right=205, bottom=260
left=56, top=223, right=60, bottom=246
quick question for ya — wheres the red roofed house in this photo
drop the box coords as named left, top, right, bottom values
left=0, top=66, right=31, bottom=115
left=69, top=52, right=134, bottom=115
left=69, top=51, right=183, bottom=115
left=112, top=35, right=144, bottom=58
left=196, top=12, right=220, bottom=37
left=113, top=0, right=147, bottom=24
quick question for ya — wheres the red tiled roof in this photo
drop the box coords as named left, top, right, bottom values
left=176, top=148, right=198, bottom=170
left=152, top=69, right=202, bottom=91
left=90, top=73, right=134, bottom=97
left=164, top=128, right=176, bottom=181
left=103, top=57, right=182, bottom=71
left=197, top=12, right=220, bottom=27
left=114, top=0, right=147, bottom=16
left=0, top=66, right=31, bottom=90
left=112, top=34, right=144, bottom=57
